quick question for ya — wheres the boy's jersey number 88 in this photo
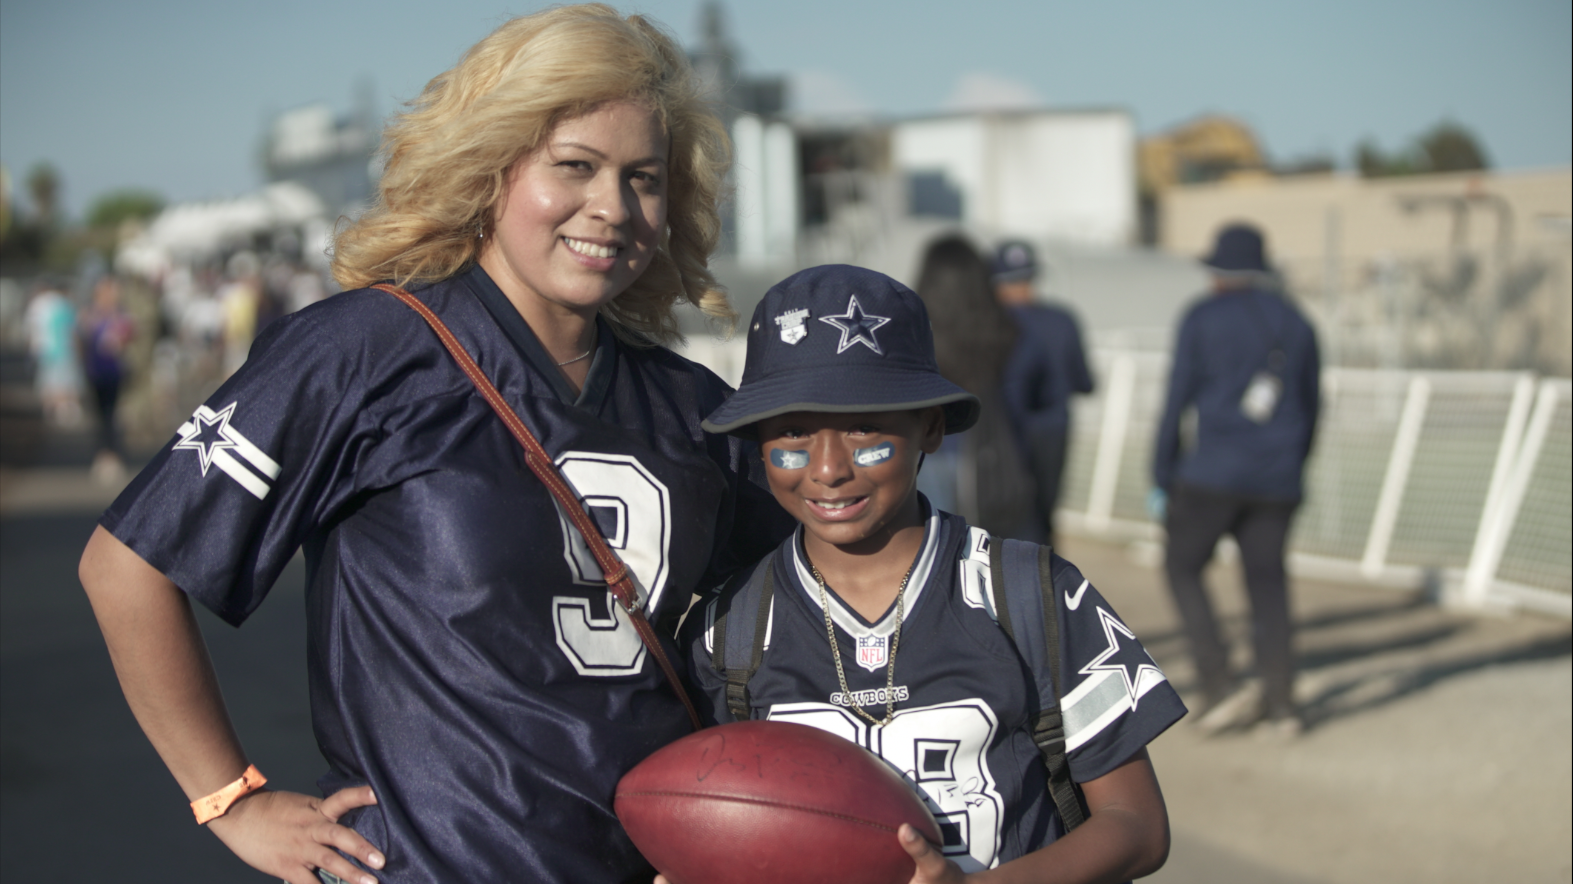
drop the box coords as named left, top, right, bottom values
left=767, top=699, right=1006, bottom=871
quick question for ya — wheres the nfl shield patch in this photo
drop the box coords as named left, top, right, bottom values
left=856, top=634, right=887, bottom=670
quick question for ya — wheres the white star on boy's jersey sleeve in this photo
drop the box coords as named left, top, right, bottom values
left=1049, top=559, right=1186, bottom=781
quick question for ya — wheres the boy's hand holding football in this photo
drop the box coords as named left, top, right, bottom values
left=900, top=824, right=969, bottom=883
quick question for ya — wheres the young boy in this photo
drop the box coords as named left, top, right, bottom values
left=682, top=265, right=1185, bottom=883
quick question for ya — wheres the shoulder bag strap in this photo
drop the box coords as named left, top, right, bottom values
left=1244, top=290, right=1287, bottom=374
left=375, top=283, right=701, bottom=731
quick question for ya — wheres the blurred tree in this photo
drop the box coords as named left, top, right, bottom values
left=1356, top=140, right=1419, bottom=177
left=1277, top=153, right=1337, bottom=176
left=1418, top=121, right=1489, bottom=173
left=1356, top=121, right=1490, bottom=178
left=26, top=163, right=60, bottom=227
left=0, top=165, right=11, bottom=241
left=87, top=189, right=164, bottom=230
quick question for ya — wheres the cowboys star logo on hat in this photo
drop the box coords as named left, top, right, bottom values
left=819, top=295, right=891, bottom=355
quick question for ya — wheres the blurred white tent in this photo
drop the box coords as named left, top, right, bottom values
left=116, top=182, right=331, bottom=276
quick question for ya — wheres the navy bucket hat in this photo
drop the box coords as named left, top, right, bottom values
left=1202, top=223, right=1271, bottom=274
left=701, top=265, right=981, bottom=439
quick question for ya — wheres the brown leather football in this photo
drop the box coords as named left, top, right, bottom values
left=616, top=720, right=943, bottom=884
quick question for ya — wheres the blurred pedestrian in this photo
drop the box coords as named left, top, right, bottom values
left=286, top=261, right=327, bottom=314
left=914, top=234, right=1036, bottom=538
left=257, top=254, right=294, bottom=331
left=25, top=277, right=83, bottom=427
left=79, top=274, right=135, bottom=481
left=219, top=250, right=261, bottom=377
left=1152, top=223, right=1320, bottom=735
left=993, top=240, right=1094, bottom=546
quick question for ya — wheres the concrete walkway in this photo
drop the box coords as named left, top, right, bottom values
left=1057, top=536, right=1572, bottom=884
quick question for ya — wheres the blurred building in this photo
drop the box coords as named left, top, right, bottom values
left=261, top=87, right=379, bottom=220
left=115, top=182, right=331, bottom=278
left=1162, top=167, right=1573, bottom=373
left=892, top=109, right=1137, bottom=245
left=691, top=3, right=1136, bottom=275
left=1138, top=115, right=1269, bottom=191
left=679, top=2, right=1167, bottom=352
left=689, top=2, right=786, bottom=123
left=1137, top=115, right=1270, bottom=244
left=689, top=2, right=792, bottom=266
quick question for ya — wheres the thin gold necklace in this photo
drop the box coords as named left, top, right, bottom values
left=810, top=561, right=912, bottom=727
left=556, top=349, right=592, bottom=367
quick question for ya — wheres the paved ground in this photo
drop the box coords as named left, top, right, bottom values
left=1058, top=536, right=1573, bottom=884
left=2, top=469, right=1569, bottom=882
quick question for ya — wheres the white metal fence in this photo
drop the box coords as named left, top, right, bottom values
left=1058, top=349, right=1572, bottom=618
left=673, top=336, right=1571, bottom=617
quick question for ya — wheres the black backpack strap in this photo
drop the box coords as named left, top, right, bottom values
left=993, top=535, right=1088, bottom=832
left=1032, top=543, right=1086, bottom=831
left=710, top=559, right=775, bottom=722
left=988, top=533, right=1014, bottom=641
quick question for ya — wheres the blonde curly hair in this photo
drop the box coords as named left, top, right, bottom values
left=332, top=4, right=732, bottom=343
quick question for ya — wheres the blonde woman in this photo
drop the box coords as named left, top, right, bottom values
left=79, top=6, right=790, bottom=882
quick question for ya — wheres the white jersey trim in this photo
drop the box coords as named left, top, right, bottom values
left=788, top=514, right=942, bottom=641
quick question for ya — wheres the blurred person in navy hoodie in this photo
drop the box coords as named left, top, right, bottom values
left=994, top=240, right=1093, bottom=547
left=1152, top=223, right=1320, bottom=736
left=79, top=274, right=135, bottom=481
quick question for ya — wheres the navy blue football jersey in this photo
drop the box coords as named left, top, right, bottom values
left=102, top=264, right=791, bottom=883
left=682, top=507, right=1185, bottom=872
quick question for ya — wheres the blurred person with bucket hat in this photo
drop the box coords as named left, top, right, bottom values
left=992, top=239, right=1094, bottom=547
left=1152, top=222, right=1320, bottom=735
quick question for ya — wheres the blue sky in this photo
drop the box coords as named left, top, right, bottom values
left=2, top=0, right=1568, bottom=218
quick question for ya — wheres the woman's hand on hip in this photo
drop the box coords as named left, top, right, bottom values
left=208, top=785, right=383, bottom=884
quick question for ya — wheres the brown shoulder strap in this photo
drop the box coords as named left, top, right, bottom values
left=374, top=283, right=702, bottom=731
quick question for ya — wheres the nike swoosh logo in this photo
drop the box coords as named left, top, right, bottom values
left=1065, top=580, right=1090, bottom=611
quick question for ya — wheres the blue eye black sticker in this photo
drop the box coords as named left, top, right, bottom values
left=770, top=449, right=810, bottom=469
left=853, top=442, right=895, bottom=467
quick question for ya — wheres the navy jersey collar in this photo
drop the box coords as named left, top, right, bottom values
left=785, top=497, right=948, bottom=636
left=463, top=264, right=615, bottom=410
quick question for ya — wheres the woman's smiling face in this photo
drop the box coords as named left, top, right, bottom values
left=479, top=100, right=669, bottom=319
left=757, top=409, right=945, bottom=553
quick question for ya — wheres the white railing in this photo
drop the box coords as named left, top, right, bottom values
left=673, top=335, right=1571, bottom=618
left=1058, top=349, right=1572, bottom=618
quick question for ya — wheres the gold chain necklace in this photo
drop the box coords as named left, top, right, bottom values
left=810, top=561, right=912, bottom=727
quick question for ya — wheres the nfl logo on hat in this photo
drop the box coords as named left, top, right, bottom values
left=857, top=634, right=888, bottom=670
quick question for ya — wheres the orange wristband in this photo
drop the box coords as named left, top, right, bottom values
left=191, top=764, right=267, bottom=824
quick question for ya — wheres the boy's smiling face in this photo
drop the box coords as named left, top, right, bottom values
left=757, top=408, right=945, bottom=553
